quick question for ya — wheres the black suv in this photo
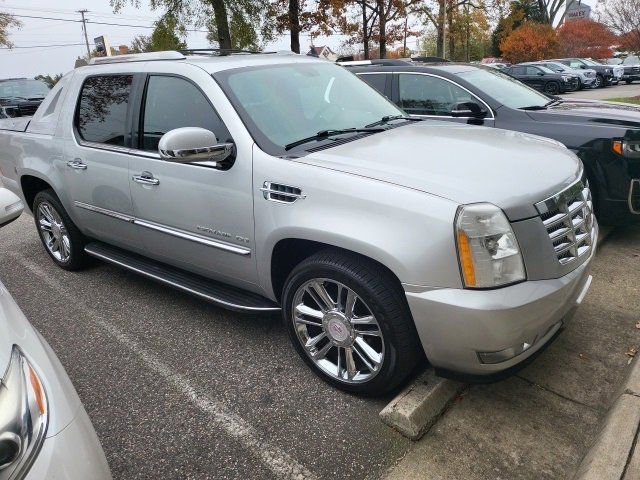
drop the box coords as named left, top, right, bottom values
left=550, top=58, right=615, bottom=88
left=0, top=78, right=50, bottom=118
left=343, top=60, right=640, bottom=224
left=505, top=64, right=579, bottom=94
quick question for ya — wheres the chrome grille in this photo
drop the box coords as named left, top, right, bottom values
left=536, top=181, right=595, bottom=266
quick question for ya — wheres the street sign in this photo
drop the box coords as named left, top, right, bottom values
left=94, top=36, right=112, bottom=57
left=565, top=0, right=591, bottom=21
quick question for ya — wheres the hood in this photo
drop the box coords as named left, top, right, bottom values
left=526, top=99, right=640, bottom=130
left=301, top=121, right=581, bottom=220
left=0, top=280, right=81, bottom=437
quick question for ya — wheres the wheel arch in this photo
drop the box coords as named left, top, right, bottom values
left=269, top=238, right=406, bottom=304
left=20, top=174, right=54, bottom=213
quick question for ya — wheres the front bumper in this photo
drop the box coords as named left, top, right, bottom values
left=25, top=405, right=112, bottom=480
left=404, top=242, right=596, bottom=376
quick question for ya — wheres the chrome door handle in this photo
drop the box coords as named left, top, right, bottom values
left=132, top=171, right=160, bottom=186
left=66, top=159, right=87, bottom=170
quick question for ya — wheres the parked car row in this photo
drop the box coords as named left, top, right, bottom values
left=0, top=49, right=636, bottom=478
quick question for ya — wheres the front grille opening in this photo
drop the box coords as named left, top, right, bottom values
left=537, top=181, right=595, bottom=267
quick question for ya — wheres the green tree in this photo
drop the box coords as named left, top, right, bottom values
left=35, top=74, right=63, bottom=88
left=0, top=11, right=21, bottom=48
left=129, top=13, right=186, bottom=53
left=112, top=0, right=273, bottom=51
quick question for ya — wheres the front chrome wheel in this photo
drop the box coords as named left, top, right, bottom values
left=292, top=279, right=384, bottom=384
left=37, top=201, right=71, bottom=262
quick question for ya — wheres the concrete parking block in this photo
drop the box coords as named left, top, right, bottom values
left=379, top=369, right=465, bottom=440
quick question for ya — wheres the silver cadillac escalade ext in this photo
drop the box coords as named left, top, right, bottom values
left=0, top=51, right=597, bottom=395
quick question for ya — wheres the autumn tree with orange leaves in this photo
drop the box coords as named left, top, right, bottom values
left=499, top=21, right=558, bottom=63
left=556, top=19, right=615, bottom=59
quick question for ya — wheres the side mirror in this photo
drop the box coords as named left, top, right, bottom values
left=537, top=71, right=545, bottom=76
left=0, top=188, right=23, bottom=228
left=451, top=102, right=486, bottom=118
left=158, top=127, right=234, bottom=168
left=580, top=65, right=586, bottom=69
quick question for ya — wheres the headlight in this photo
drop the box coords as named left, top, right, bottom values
left=605, top=68, right=611, bottom=73
left=0, top=346, right=48, bottom=480
left=562, top=75, right=571, bottom=81
left=612, top=140, right=640, bottom=158
left=455, top=203, right=526, bottom=288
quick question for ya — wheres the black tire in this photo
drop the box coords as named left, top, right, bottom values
left=282, top=249, right=422, bottom=396
left=594, top=74, right=604, bottom=88
left=627, top=80, right=633, bottom=85
left=544, top=81, right=560, bottom=95
left=33, top=189, right=89, bottom=271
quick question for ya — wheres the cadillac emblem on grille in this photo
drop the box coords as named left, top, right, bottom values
left=535, top=180, right=595, bottom=266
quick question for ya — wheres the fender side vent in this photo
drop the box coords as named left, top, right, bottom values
left=261, top=182, right=305, bottom=204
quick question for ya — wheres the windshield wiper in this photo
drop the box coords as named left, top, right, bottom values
left=520, top=99, right=562, bottom=111
left=365, top=115, right=422, bottom=128
left=284, top=128, right=384, bottom=151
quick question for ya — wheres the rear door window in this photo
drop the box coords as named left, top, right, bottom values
left=76, top=75, right=133, bottom=146
left=398, top=74, right=476, bottom=116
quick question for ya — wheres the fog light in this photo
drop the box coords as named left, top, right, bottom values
left=477, top=340, right=535, bottom=364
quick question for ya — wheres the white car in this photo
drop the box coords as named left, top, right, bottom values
left=0, top=188, right=112, bottom=480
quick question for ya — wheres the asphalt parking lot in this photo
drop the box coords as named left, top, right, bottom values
left=1, top=215, right=639, bottom=480
left=560, top=82, right=640, bottom=100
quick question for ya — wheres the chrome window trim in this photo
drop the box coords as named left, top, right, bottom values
left=74, top=201, right=251, bottom=255
left=394, top=71, right=495, bottom=120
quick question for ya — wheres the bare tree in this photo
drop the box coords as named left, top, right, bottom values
left=598, top=0, right=640, bottom=53
left=0, top=12, right=21, bottom=48
left=537, top=0, right=565, bottom=25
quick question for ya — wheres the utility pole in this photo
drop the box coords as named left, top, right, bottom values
left=77, top=9, right=90, bottom=58
left=403, top=16, right=408, bottom=57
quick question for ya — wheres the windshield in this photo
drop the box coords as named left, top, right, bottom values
left=607, top=58, right=622, bottom=65
left=624, top=56, right=640, bottom=65
left=0, top=79, right=50, bottom=99
left=215, top=62, right=403, bottom=154
left=457, top=67, right=550, bottom=109
left=582, top=59, right=602, bottom=66
left=545, top=62, right=568, bottom=72
left=538, top=66, right=556, bottom=74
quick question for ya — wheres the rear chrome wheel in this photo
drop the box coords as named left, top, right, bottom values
left=33, top=189, right=89, bottom=271
left=292, top=279, right=384, bottom=384
left=37, top=201, right=71, bottom=263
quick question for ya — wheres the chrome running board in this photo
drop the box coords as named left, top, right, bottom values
left=84, top=242, right=280, bottom=313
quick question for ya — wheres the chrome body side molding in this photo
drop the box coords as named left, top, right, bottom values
left=74, top=201, right=251, bottom=256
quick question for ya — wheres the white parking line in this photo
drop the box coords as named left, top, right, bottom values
left=16, top=254, right=317, bottom=480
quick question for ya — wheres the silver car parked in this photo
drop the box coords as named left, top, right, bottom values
left=0, top=51, right=597, bottom=395
left=0, top=188, right=112, bottom=480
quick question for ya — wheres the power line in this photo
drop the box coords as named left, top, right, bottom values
left=0, top=43, right=89, bottom=49
left=8, top=13, right=211, bottom=33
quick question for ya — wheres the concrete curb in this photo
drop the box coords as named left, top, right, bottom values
left=573, top=354, right=640, bottom=480
left=379, top=370, right=465, bottom=440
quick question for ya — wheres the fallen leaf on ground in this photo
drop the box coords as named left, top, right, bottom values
left=579, top=353, right=589, bottom=360
left=636, top=321, right=640, bottom=330
left=626, top=347, right=638, bottom=358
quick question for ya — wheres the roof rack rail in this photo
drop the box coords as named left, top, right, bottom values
left=338, top=59, right=413, bottom=67
left=88, top=51, right=185, bottom=65
left=179, top=48, right=277, bottom=56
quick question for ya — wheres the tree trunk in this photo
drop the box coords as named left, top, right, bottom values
left=288, top=0, right=301, bottom=53
left=362, top=0, right=370, bottom=59
left=436, top=0, right=445, bottom=57
left=377, top=0, right=386, bottom=58
left=448, top=2, right=455, bottom=60
left=210, top=0, right=232, bottom=50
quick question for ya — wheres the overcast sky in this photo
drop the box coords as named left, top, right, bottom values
left=0, top=0, right=352, bottom=78
left=0, top=0, right=591, bottom=78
